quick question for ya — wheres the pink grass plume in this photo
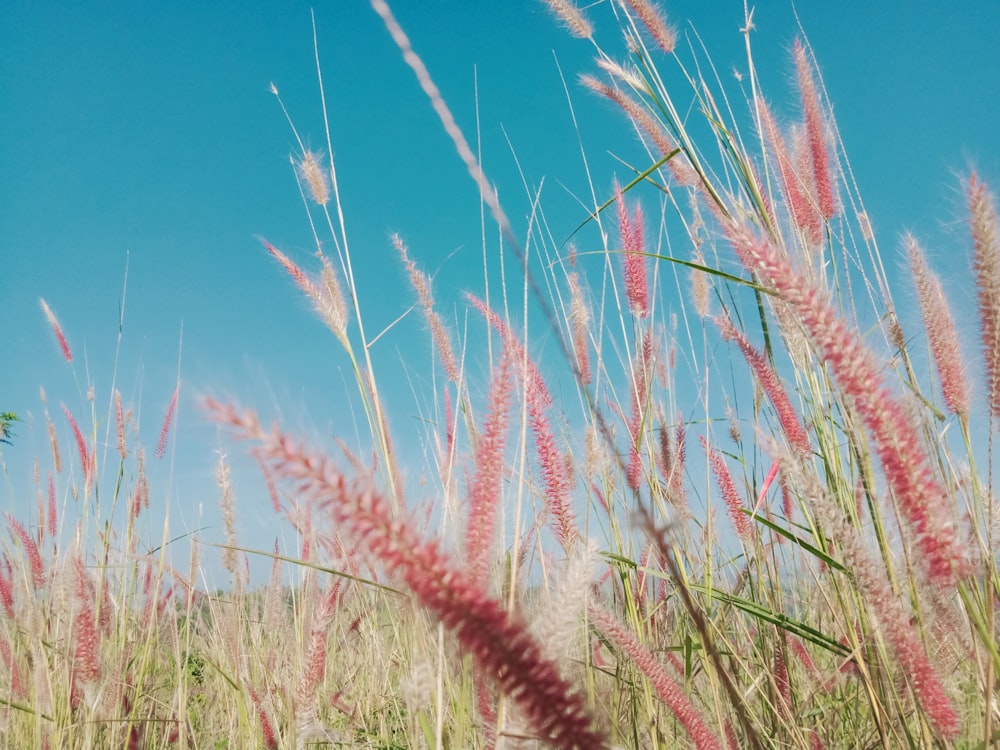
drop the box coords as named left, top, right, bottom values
left=757, top=99, right=823, bottom=246
left=265, top=240, right=315, bottom=297
left=568, top=270, right=592, bottom=385
left=464, top=348, right=513, bottom=587
left=623, top=0, right=677, bottom=54
left=616, top=185, right=650, bottom=318
left=727, top=221, right=971, bottom=584
left=906, top=234, right=970, bottom=417
left=794, top=39, right=836, bottom=219
left=115, top=389, right=128, bottom=460
left=700, top=436, right=753, bottom=541
left=205, top=397, right=607, bottom=749
left=395, top=233, right=459, bottom=382
left=246, top=684, right=278, bottom=749
left=542, top=0, right=593, bottom=38
left=0, top=557, right=13, bottom=618
left=968, top=174, right=1000, bottom=416
left=785, top=456, right=960, bottom=737
left=156, top=383, right=179, bottom=459
left=61, top=403, right=93, bottom=491
left=39, top=298, right=72, bottom=362
left=469, top=295, right=578, bottom=548
left=590, top=604, right=722, bottom=749
left=72, top=556, right=101, bottom=707
left=627, top=331, right=654, bottom=490
left=6, top=515, right=44, bottom=589
left=467, top=294, right=551, bottom=407
left=0, top=637, right=23, bottom=699
left=715, top=315, right=810, bottom=455
left=47, top=473, right=57, bottom=538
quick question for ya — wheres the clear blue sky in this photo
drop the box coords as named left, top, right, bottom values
left=2, top=1, right=998, bottom=578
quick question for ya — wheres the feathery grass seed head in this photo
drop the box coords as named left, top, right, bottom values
left=905, top=234, right=970, bottom=417
left=968, top=174, right=1000, bottom=416
left=623, top=0, right=677, bottom=54
left=794, top=39, right=836, bottom=219
left=297, top=150, right=330, bottom=205
left=39, top=298, right=72, bottom=362
left=542, top=0, right=593, bottom=38
left=616, top=185, right=649, bottom=318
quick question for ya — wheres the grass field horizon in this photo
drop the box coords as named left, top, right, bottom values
left=2, top=2, right=1000, bottom=747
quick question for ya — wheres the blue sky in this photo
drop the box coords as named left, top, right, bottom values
left=2, top=1, right=998, bottom=581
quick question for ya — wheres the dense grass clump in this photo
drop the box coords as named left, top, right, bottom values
left=3, top=2, right=999, bottom=748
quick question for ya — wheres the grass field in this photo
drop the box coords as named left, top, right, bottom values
left=2, top=1, right=999, bottom=747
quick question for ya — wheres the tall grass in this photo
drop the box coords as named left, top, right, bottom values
left=3, top=1, right=999, bottom=748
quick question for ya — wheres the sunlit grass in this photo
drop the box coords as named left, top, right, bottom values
left=2, top=2, right=998, bottom=748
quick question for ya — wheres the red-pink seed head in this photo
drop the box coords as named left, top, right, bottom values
left=968, top=173, right=1000, bottom=416
left=793, top=39, right=835, bottom=219
left=542, top=0, right=593, bottom=38
left=616, top=185, right=650, bottom=318
left=905, top=234, right=971, bottom=417
left=39, top=298, right=72, bottom=362
left=623, top=0, right=677, bottom=54
left=156, top=384, right=179, bottom=459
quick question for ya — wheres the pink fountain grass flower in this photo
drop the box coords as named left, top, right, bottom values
left=0, top=557, right=13, bottom=619
left=47, top=473, right=57, bottom=538
left=6, top=515, right=44, bottom=589
left=529, top=387, right=577, bottom=550
left=394, top=233, right=459, bottom=383
left=787, top=636, right=819, bottom=677
left=39, top=298, right=72, bottom=362
left=296, top=582, right=342, bottom=737
left=714, top=315, right=811, bottom=455
left=793, top=39, right=836, bottom=219
left=727, top=221, right=971, bottom=584
left=465, top=348, right=514, bottom=587
left=785, top=454, right=960, bottom=737
left=968, top=174, right=1000, bottom=416
left=699, top=437, right=753, bottom=541
left=474, top=672, right=497, bottom=742
left=62, top=403, right=93, bottom=490
left=467, top=294, right=551, bottom=407
left=626, top=331, right=654, bottom=490
left=469, top=295, right=578, bottom=548
left=155, top=383, right=179, bottom=459
left=115, top=390, right=127, bottom=460
left=657, top=418, right=688, bottom=510
left=316, top=254, right=350, bottom=345
left=205, top=398, right=607, bottom=749
left=265, top=240, right=350, bottom=345
left=246, top=684, right=279, bottom=750
left=567, top=271, right=592, bottom=385
left=72, top=556, right=101, bottom=707
left=265, top=241, right=316, bottom=298
left=297, top=150, right=330, bottom=206
left=905, top=234, right=970, bottom=417
left=622, top=0, right=677, bottom=54
left=757, top=98, right=823, bottom=246
left=48, top=419, right=62, bottom=475
left=131, top=449, right=149, bottom=521
left=0, top=636, right=24, bottom=700
left=616, top=185, right=650, bottom=318
left=791, top=124, right=823, bottom=232
left=581, top=76, right=698, bottom=189
left=541, top=0, right=593, bottom=39
left=773, top=645, right=791, bottom=717
left=590, top=604, right=722, bottom=750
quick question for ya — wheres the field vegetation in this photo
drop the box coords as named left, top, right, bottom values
left=2, top=1, right=998, bottom=747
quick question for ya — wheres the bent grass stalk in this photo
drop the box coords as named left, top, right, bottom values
left=5, top=3, right=1000, bottom=748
